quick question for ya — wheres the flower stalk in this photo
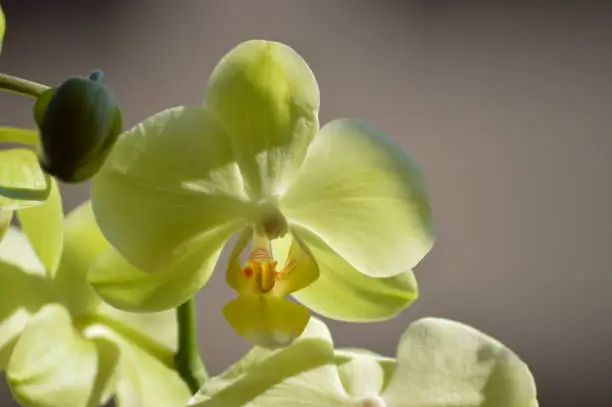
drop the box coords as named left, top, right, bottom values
left=175, top=297, right=208, bottom=393
left=0, top=72, right=49, bottom=98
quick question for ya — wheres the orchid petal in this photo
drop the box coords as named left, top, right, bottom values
left=225, top=227, right=253, bottom=292
left=96, top=303, right=178, bottom=351
left=92, top=106, right=250, bottom=273
left=0, top=148, right=50, bottom=209
left=291, top=227, right=417, bottom=321
left=113, top=341, right=190, bottom=407
left=222, top=296, right=310, bottom=349
left=0, top=229, right=50, bottom=369
left=80, top=336, right=121, bottom=407
left=334, top=349, right=395, bottom=399
left=189, top=318, right=344, bottom=407
left=84, top=324, right=190, bottom=407
left=53, top=202, right=108, bottom=315
left=269, top=232, right=319, bottom=296
left=382, top=318, right=539, bottom=407
left=204, top=40, right=320, bottom=199
left=0, top=5, right=5, bottom=53
left=281, top=119, right=434, bottom=278
left=0, top=209, right=12, bottom=241
left=0, top=127, right=39, bottom=147
left=6, top=304, right=103, bottom=407
left=89, top=221, right=234, bottom=312
left=17, top=178, right=63, bottom=277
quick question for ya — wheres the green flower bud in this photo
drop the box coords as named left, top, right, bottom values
left=35, top=70, right=122, bottom=183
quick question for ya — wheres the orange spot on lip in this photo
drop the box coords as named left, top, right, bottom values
left=240, top=259, right=280, bottom=293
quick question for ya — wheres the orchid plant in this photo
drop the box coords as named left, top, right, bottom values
left=0, top=6, right=538, bottom=407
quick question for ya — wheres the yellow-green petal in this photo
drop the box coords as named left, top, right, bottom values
left=17, top=178, right=63, bottom=277
left=54, top=202, right=109, bottom=315
left=96, top=302, right=178, bottom=352
left=0, top=148, right=50, bottom=209
left=0, top=5, right=4, bottom=54
left=0, top=228, right=51, bottom=369
left=7, top=304, right=100, bottom=407
left=223, top=296, right=310, bottom=349
left=0, top=209, right=12, bottom=241
left=90, top=337, right=121, bottom=406
left=291, top=226, right=418, bottom=321
left=204, top=40, right=320, bottom=199
left=192, top=321, right=393, bottom=407
left=190, top=318, right=342, bottom=407
left=0, top=228, right=46, bottom=274
left=114, top=341, right=190, bottom=407
left=226, top=227, right=253, bottom=292
left=92, top=106, right=250, bottom=273
left=269, top=232, right=319, bottom=296
left=0, top=127, right=39, bottom=147
left=89, top=221, right=234, bottom=312
left=382, top=318, right=539, bottom=407
left=281, top=118, right=434, bottom=278
left=334, top=349, right=395, bottom=399
left=84, top=325, right=190, bottom=407
left=59, top=202, right=108, bottom=271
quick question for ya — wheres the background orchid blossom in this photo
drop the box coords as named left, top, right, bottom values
left=0, top=5, right=54, bottom=215
left=0, top=139, right=53, bottom=228
left=0, top=5, right=4, bottom=53
left=189, top=317, right=538, bottom=407
left=0, top=188, right=190, bottom=407
left=90, top=40, right=434, bottom=347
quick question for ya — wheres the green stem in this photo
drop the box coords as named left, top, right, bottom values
left=0, top=73, right=49, bottom=98
left=175, top=298, right=208, bottom=393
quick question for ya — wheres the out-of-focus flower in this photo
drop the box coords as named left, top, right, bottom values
left=90, top=40, right=433, bottom=348
left=189, top=318, right=539, bottom=407
left=0, top=5, right=5, bottom=53
left=0, top=193, right=190, bottom=407
left=0, top=4, right=54, bottom=243
left=0, top=131, right=52, bottom=211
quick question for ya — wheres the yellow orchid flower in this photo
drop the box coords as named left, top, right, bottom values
left=90, top=40, right=434, bottom=348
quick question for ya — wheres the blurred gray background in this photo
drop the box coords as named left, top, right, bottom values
left=1, top=1, right=611, bottom=406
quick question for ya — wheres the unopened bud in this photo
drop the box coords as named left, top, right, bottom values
left=35, top=70, right=122, bottom=183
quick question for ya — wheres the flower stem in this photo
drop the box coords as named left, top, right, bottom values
left=175, top=298, right=208, bottom=393
left=0, top=73, right=49, bottom=98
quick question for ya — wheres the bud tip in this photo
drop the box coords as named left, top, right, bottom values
left=88, top=69, right=104, bottom=82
